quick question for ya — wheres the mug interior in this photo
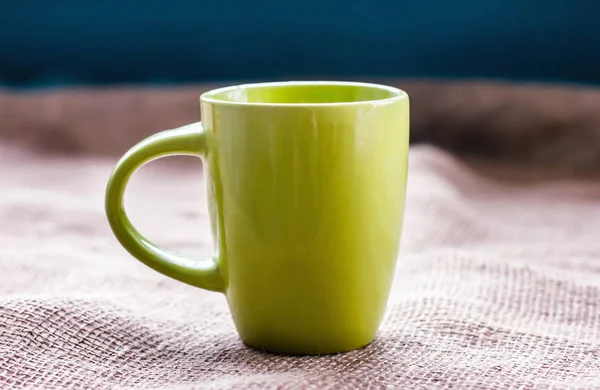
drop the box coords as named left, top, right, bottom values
left=201, top=81, right=405, bottom=106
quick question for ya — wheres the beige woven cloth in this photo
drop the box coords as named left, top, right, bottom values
left=1, top=143, right=599, bottom=389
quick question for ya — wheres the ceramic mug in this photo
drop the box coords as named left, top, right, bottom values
left=105, top=81, right=410, bottom=355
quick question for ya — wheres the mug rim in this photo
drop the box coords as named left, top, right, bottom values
left=200, top=80, right=407, bottom=107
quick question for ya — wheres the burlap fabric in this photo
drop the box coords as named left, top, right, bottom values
left=1, top=82, right=600, bottom=388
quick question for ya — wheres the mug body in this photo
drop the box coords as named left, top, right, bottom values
left=200, top=81, right=409, bottom=355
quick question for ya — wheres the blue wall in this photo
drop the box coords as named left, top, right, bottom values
left=1, top=1, right=598, bottom=87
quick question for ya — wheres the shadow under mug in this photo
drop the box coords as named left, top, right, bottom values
left=105, top=81, right=410, bottom=355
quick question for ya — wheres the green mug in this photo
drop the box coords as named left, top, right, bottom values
left=105, top=81, right=410, bottom=355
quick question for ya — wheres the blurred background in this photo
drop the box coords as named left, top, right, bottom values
left=1, top=1, right=599, bottom=88
left=2, top=1, right=600, bottom=171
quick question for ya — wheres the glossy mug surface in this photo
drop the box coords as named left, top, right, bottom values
left=105, top=81, right=410, bottom=355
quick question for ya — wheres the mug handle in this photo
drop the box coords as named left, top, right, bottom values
left=105, top=122, right=225, bottom=293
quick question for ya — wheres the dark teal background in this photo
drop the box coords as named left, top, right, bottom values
left=1, top=1, right=598, bottom=87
